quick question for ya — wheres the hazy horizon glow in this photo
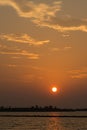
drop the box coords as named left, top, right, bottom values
left=0, top=0, right=87, bottom=108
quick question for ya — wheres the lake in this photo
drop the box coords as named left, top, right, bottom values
left=0, top=112, right=87, bottom=130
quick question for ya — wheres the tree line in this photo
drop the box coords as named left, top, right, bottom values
left=0, top=105, right=87, bottom=112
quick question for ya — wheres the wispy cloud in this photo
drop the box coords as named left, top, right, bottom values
left=0, top=34, right=41, bottom=60
left=11, top=56, right=20, bottom=59
left=37, top=18, right=87, bottom=32
left=0, top=0, right=61, bottom=22
left=0, top=0, right=87, bottom=32
left=63, top=46, right=72, bottom=50
left=0, top=50, right=39, bottom=59
left=69, top=67, right=87, bottom=79
left=0, top=43, right=20, bottom=52
left=8, top=64, right=17, bottom=67
left=0, top=33, right=50, bottom=46
left=51, top=46, right=72, bottom=52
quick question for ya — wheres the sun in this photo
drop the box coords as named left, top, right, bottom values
left=50, top=84, right=60, bottom=94
left=52, top=87, right=58, bottom=93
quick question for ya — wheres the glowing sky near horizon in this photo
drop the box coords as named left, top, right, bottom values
left=0, top=0, right=87, bottom=108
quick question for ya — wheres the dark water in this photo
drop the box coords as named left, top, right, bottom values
left=0, top=112, right=87, bottom=130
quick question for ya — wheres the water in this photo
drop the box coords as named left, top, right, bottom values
left=0, top=112, right=87, bottom=130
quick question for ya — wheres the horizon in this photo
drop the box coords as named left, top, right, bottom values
left=0, top=105, right=87, bottom=109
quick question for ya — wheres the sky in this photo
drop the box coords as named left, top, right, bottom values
left=0, top=0, right=87, bottom=108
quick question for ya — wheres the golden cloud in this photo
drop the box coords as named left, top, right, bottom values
left=0, top=0, right=87, bottom=32
left=0, top=33, right=50, bottom=46
left=36, top=20, right=87, bottom=32
left=8, top=64, right=17, bottom=67
left=63, top=46, right=72, bottom=50
left=69, top=67, right=87, bottom=79
left=51, top=46, right=72, bottom=52
left=0, top=50, right=39, bottom=59
left=0, top=0, right=61, bottom=20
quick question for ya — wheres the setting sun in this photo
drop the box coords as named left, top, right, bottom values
left=52, top=87, right=58, bottom=93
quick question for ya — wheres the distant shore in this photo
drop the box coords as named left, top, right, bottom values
left=0, top=115, right=87, bottom=118
left=0, top=106, right=87, bottom=112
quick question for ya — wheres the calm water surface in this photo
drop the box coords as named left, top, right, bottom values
left=0, top=112, right=87, bottom=130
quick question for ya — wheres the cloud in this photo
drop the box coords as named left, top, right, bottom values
left=71, top=74, right=87, bottom=79
left=8, top=64, right=17, bottom=67
left=0, top=0, right=87, bottom=32
left=0, top=33, right=50, bottom=46
left=63, top=46, right=72, bottom=50
left=51, top=46, right=72, bottom=52
left=0, top=0, right=61, bottom=20
left=69, top=67, right=87, bottom=79
left=51, top=47, right=60, bottom=52
left=0, top=50, right=39, bottom=59
left=36, top=18, right=87, bottom=32
left=0, top=43, right=20, bottom=52
left=11, top=56, right=20, bottom=59
left=0, top=34, right=40, bottom=60
left=62, top=34, right=70, bottom=38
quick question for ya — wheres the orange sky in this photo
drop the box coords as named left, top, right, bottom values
left=0, top=0, right=87, bottom=108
